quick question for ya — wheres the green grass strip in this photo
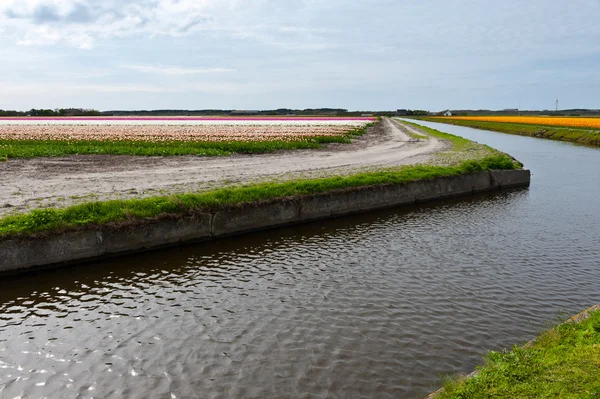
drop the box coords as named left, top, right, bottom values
left=0, top=155, right=517, bottom=238
left=412, top=117, right=600, bottom=147
left=437, top=308, right=600, bottom=398
left=400, top=120, right=484, bottom=150
left=0, top=124, right=375, bottom=159
left=397, top=119, right=523, bottom=167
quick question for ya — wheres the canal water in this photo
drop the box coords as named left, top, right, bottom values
left=0, top=121, right=599, bottom=398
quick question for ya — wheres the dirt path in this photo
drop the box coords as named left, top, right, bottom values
left=0, top=119, right=448, bottom=216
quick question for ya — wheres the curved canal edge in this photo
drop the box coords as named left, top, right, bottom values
left=0, top=169, right=529, bottom=274
left=425, top=304, right=600, bottom=399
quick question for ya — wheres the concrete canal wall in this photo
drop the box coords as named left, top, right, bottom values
left=0, top=169, right=530, bottom=273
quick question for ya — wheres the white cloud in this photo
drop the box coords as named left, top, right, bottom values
left=0, top=81, right=243, bottom=95
left=0, top=0, right=244, bottom=48
left=1, top=0, right=600, bottom=110
left=121, top=65, right=236, bottom=75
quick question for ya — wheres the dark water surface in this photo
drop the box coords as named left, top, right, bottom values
left=1, top=121, right=599, bottom=398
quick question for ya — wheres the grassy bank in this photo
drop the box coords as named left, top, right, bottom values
left=413, top=117, right=600, bottom=147
left=0, top=154, right=518, bottom=238
left=396, top=119, right=522, bottom=166
left=0, top=124, right=374, bottom=159
left=436, top=307, right=600, bottom=398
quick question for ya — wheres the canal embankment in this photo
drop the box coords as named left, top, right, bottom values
left=0, top=119, right=530, bottom=272
left=427, top=304, right=600, bottom=398
left=0, top=167, right=529, bottom=273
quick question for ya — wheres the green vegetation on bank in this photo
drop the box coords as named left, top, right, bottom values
left=0, top=124, right=375, bottom=159
left=436, top=308, right=600, bottom=398
left=397, top=119, right=521, bottom=166
left=0, top=154, right=517, bottom=238
left=414, top=117, right=600, bottom=147
left=402, top=120, right=484, bottom=151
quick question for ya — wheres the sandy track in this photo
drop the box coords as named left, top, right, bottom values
left=0, top=119, right=448, bottom=216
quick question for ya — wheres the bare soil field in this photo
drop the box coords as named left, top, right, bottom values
left=0, top=119, right=448, bottom=216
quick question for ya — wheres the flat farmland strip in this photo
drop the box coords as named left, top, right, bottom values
left=0, top=119, right=376, bottom=158
left=435, top=116, right=600, bottom=129
left=0, top=125, right=357, bottom=142
left=0, top=118, right=374, bottom=127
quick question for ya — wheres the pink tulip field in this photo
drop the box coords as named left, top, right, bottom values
left=0, top=117, right=377, bottom=158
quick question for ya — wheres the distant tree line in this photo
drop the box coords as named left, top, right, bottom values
left=3, top=107, right=599, bottom=118
left=2, top=107, right=599, bottom=118
left=397, top=108, right=600, bottom=117
left=105, top=108, right=354, bottom=116
left=396, top=109, right=430, bottom=116
left=0, top=107, right=397, bottom=118
left=0, top=108, right=102, bottom=117
left=103, top=108, right=396, bottom=117
left=441, top=109, right=600, bottom=116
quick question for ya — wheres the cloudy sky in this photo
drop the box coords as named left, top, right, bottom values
left=1, top=0, right=599, bottom=111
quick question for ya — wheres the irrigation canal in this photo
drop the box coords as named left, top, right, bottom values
left=0, top=120, right=598, bottom=398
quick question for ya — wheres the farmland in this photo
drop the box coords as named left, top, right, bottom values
left=432, top=116, right=600, bottom=129
left=0, top=118, right=519, bottom=219
left=418, top=116, right=600, bottom=147
left=0, top=119, right=522, bottom=238
left=0, top=117, right=376, bottom=158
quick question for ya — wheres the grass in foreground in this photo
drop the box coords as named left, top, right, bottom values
left=437, top=308, right=600, bottom=399
left=414, top=117, right=600, bottom=147
left=0, top=124, right=375, bottom=159
left=0, top=155, right=517, bottom=238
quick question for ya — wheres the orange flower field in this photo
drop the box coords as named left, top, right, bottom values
left=0, top=124, right=356, bottom=143
left=434, top=116, right=600, bottom=129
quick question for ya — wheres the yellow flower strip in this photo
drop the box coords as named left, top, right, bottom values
left=433, top=116, right=600, bottom=129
